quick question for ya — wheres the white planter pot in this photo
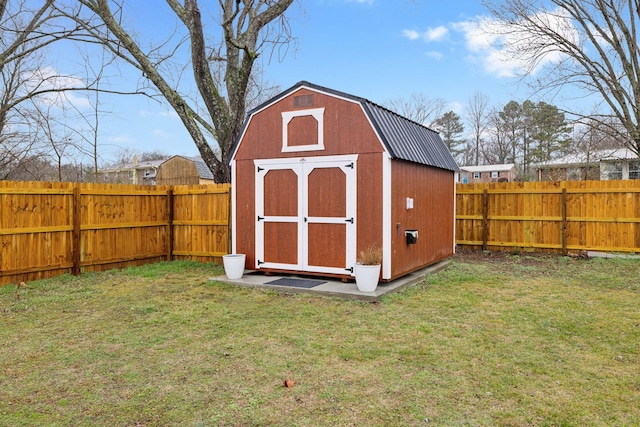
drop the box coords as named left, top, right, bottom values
left=354, top=263, right=381, bottom=292
left=222, top=254, right=246, bottom=279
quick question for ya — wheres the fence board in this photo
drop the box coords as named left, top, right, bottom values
left=7, top=178, right=638, bottom=285
left=171, top=184, right=231, bottom=263
left=0, top=181, right=231, bottom=285
left=456, top=180, right=640, bottom=254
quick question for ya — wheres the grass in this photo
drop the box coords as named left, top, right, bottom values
left=1, top=254, right=639, bottom=426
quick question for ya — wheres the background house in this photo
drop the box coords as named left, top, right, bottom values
left=458, top=163, right=516, bottom=183
left=229, top=81, right=459, bottom=282
left=97, top=157, right=164, bottom=185
left=534, top=148, right=639, bottom=181
left=98, top=156, right=215, bottom=185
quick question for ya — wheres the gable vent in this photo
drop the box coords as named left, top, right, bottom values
left=293, top=94, right=314, bottom=107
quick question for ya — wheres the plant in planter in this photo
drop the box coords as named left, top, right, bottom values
left=354, top=244, right=382, bottom=292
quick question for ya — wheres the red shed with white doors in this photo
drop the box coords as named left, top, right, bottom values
left=228, top=81, right=459, bottom=281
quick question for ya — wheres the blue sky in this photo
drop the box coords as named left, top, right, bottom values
left=265, top=0, right=527, bottom=106
left=51, top=0, right=556, bottom=163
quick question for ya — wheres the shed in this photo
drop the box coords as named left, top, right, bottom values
left=156, top=155, right=215, bottom=185
left=229, top=81, right=459, bottom=281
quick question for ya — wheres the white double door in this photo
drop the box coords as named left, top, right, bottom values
left=255, top=155, right=357, bottom=275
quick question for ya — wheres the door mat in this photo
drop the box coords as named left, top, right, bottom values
left=264, top=278, right=326, bottom=288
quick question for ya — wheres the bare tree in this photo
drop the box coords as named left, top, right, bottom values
left=483, top=0, right=640, bottom=158
left=0, top=0, right=126, bottom=180
left=72, top=0, right=296, bottom=183
left=485, top=107, right=513, bottom=164
left=384, top=93, right=447, bottom=127
left=465, top=92, right=490, bottom=166
left=0, top=1, right=89, bottom=132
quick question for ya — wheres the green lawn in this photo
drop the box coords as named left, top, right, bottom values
left=1, top=253, right=639, bottom=426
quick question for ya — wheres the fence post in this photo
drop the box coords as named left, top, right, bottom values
left=166, top=188, right=174, bottom=261
left=482, top=189, right=489, bottom=251
left=561, top=188, right=568, bottom=255
left=72, top=185, right=82, bottom=276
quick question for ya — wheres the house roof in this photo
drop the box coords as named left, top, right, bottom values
left=460, top=163, right=515, bottom=173
left=191, top=157, right=215, bottom=180
left=161, top=155, right=215, bottom=180
left=534, top=148, right=638, bottom=169
left=100, top=158, right=166, bottom=173
left=231, top=81, right=460, bottom=172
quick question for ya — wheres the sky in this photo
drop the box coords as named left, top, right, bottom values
left=47, top=0, right=568, bottom=164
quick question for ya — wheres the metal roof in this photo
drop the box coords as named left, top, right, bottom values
left=460, top=163, right=515, bottom=173
left=191, top=157, right=215, bottom=180
left=233, top=81, right=460, bottom=172
left=362, top=101, right=460, bottom=172
left=533, top=148, right=638, bottom=169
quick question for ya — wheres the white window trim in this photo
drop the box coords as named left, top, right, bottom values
left=281, top=108, right=325, bottom=152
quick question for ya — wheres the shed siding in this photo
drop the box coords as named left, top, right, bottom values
left=234, top=88, right=383, bottom=162
left=356, top=152, right=384, bottom=257
left=235, top=159, right=257, bottom=268
left=232, top=82, right=456, bottom=280
left=156, top=156, right=215, bottom=185
left=390, top=161, right=455, bottom=279
left=156, top=156, right=199, bottom=185
left=233, top=88, right=386, bottom=273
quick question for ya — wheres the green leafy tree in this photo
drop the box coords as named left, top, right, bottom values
left=527, top=101, right=571, bottom=164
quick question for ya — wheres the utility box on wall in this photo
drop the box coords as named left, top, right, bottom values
left=406, top=230, right=418, bottom=245
left=228, top=81, right=459, bottom=282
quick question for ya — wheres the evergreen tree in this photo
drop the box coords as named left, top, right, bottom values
left=433, top=111, right=465, bottom=163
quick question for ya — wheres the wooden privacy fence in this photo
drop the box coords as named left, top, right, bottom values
left=5, top=179, right=639, bottom=285
left=0, top=181, right=231, bottom=285
left=456, top=180, right=640, bottom=254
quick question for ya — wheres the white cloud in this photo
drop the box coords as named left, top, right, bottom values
left=425, top=51, right=443, bottom=60
left=21, top=66, right=92, bottom=109
left=402, top=29, right=420, bottom=40
left=108, top=135, right=136, bottom=144
left=159, top=110, right=179, bottom=119
left=139, top=109, right=179, bottom=119
left=402, top=26, right=449, bottom=43
left=425, top=25, right=448, bottom=42
left=452, top=9, right=576, bottom=78
left=448, top=101, right=464, bottom=114
left=152, top=129, right=171, bottom=139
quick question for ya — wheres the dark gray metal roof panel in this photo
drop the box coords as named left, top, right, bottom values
left=192, top=158, right=215, bottom=180
left=363, top=101, right=460, bottom=172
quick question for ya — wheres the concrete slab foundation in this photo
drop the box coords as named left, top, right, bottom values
left=211, top=259, right=452, bottom=302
